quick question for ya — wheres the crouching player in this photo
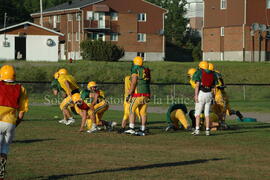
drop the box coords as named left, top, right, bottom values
left=51, top=72, right=75, bottom=125
left=208, top=63, right=243, bottom=128
left=87, top=81, right=116, bottom=131
left=189, top=110, right=220, bottom=131
left=0, top=65, right=28, bottom=179
left=118, top=75, right=140, bottom=133
left=57, top=68, right=81, bottom=125
left=74, top=82, right=116, bottom=133
left=165, top=104, right=191, bottom=131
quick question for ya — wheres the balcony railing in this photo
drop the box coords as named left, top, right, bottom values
left=84, top=20, right=111, bottom=30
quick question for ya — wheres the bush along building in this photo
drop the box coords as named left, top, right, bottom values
left=203, top=0, right=270, bottom=62
left=31, top=0, right=167, bottom=61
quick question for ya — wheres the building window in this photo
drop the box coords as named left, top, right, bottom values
left=76, top=32, right=80, bottom=41
left=137, top=13, right=146, bottom=22
left=56, top=15, right=61, bottom=23
left=137, top=52, right=145, bottom=59
left=220, top=0, right=227, bottom=9
left=76, top=13, right=81, bottom=21
left=87, top=11, right=93, bottom=20
left=267, top=0, right=270, bottom=9
left=110, top=33, right=118, bottom=41
left=93, top=12, right=99, bottom=21
left=68, top=14, right=73, bottom=21
left=68, top=33, right=71, bottom=41
left=111, top=12, right=118, bottom=21
left=221, top=27, right=224, bottom=36
left=137, top=33, right=146, bottom=42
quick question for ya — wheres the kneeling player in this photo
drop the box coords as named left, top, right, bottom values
left=87, top=81, right=116, bottom=131
left=165, top=104, right=191, bottom=131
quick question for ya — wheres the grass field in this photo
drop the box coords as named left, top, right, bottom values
left=1, top=60, right=270, bottom=84
left=7, top=106, right=270, bottom=180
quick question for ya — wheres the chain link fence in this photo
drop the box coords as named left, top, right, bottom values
left=21, top=82, right=270, bottom=106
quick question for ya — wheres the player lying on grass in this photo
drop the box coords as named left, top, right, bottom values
left=165, top=104, right=191, bottom=131
left=118, top=75, right=140, bottom=134
left=0, top=65, right=28, bottom=180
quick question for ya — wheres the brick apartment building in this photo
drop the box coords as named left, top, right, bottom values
left=31, top=0, right=167, bottom=61
left=203, top=0, right=270, bottom=62
left=185, top=0, right=204, bottom=36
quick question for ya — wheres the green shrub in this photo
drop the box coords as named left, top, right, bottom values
left=192, top=42, right=202, bottom=62
left=80, top=40, right=124, bottom=61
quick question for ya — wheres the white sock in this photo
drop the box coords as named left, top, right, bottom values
left=141, top=125, right=146, bottom=131
left=68, top=117, right=74, bottom=120
left=206, top=128, right=210, bottom=131
left=129, top=123, right=135, bottom=129
left=196, top=127, right=200, bottom=130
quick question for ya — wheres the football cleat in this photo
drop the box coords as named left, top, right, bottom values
left=58, top=119, right=68, bottom=124
left=205, top=130, right=210, bottom=136
left=165, top=124, right=174, bottom=132
left=86, top=127, right=98, bottom=133
left=135, top=130, right=146, bottom=136
left=65, top=118, right=75, bottom=125
left=191, top=129, right=200, bottom=136
left=124, top=128, right=136, bottom=135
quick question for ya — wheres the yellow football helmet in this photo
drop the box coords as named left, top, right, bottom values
left=0, top=65, right=16, bottom=82
left=54, top=72, right=59, bottom=79
left=199, top=61, right=209, bottom=70
left=72, top=93, right=81, bottom=103
left=58, top=68, right=68, bottom=75
left=187, top=68, right=197, bottom=77
left=87, top=81, right=97, bottom=90
left=208, top=63, right=214, bottom=71
left=133, top=56, right=143, bottom=66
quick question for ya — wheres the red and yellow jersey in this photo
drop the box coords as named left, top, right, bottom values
left=58, top=74, right=79, bottom=95
left=0, top=83, right=28, bottom=125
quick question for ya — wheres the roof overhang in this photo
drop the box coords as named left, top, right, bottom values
left=0, top=21, right=64, bottom=36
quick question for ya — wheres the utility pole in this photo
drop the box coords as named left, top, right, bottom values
left=4, top=13, right=7, bottom=42
left=40, top=0, right=43, bottom=26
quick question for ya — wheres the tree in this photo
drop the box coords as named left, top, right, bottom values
left=0, top=0, right=70, bottom=26
left=147, top=0, right=188, bottom=47
left=80, top=40, right=125, bottom=61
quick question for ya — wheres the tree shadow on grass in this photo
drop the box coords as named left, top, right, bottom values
left=13, top=138, right=56, bottom=144
left=39, top=158, right=226, bottom=180
left=228, top=124, right=270, bottom=130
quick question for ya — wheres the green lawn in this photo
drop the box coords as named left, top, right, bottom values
left=7, top=106, right=270, bottom=180
left=1, top=60, right=270, bottom=84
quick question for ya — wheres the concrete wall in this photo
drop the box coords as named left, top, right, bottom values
left=121, top=52, right=164, bottom=61
left=0, top=34, right=59, bottom=61
left=203, top=51, right=267, bottom=62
